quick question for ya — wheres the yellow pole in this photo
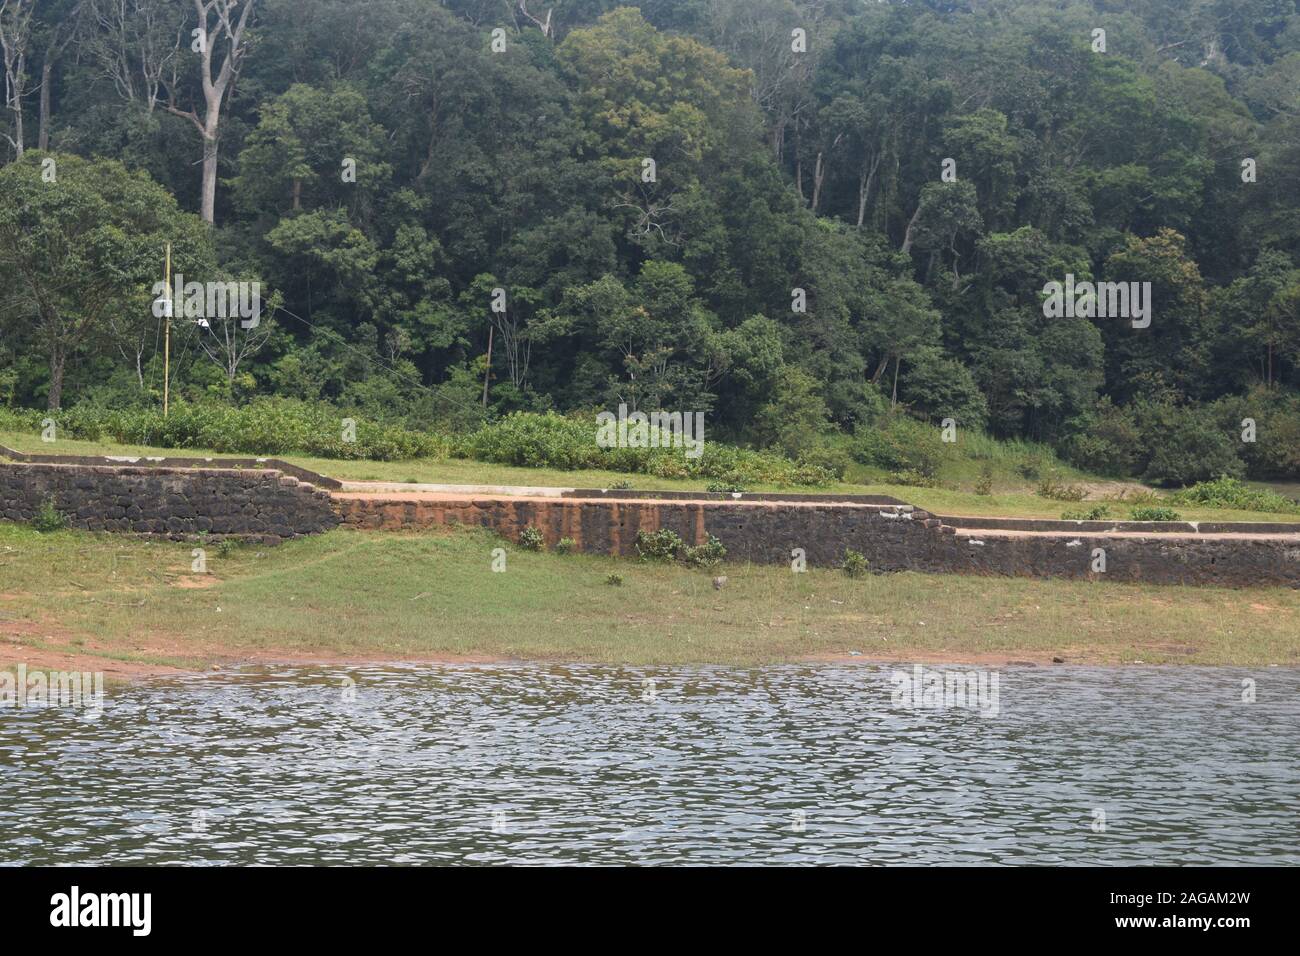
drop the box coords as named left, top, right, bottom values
left=163, top=242, right=171, bottom=417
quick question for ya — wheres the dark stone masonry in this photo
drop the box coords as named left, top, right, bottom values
left=1, top=456, right=1297, bottom=586
left=333, top=494, right=1300, bottom=588
left=0, top=461, right=339, bottom=543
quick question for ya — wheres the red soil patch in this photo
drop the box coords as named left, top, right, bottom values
left=0, top=617, right=188, bottom=679
left=1, top=610, right=511, bottom=681
left=172, top=575, right=218, bottom=589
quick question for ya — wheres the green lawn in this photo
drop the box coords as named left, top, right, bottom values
left=3, top=426, right=1297, bottom=524
left=1, top=522, right=1297, bottom=669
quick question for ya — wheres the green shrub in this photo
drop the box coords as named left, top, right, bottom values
left=27, top=399, right=448, bottom=462
left=604, top=572, right=624, bottom=586
left=841, top=548, right=869, bottom=578
left=462, top=411, right=832, bottom=487
left=461, top=411, right=598, bottom=470
left=8, top=402, right=837, bottom=486
left=30, top=497, right=66, bottom=533
left=0, top=407, right=42, bottom=432
left=752, top=365, right=832, bottom=457
left=518, top=526, right=545, bottom=551
left=1061, top=505, right=1111, bottom=521
left=635, top=528, right=683, bottom=562
left=1063, top=400, right=1141, bottom=477
left=852, top=415, right=947, bottom=477
left=1210, top=388, right=1300, bottom=480
left=632, top=528, right=725, bottom=567
left=680, top=440, right=832, bottom=487
left=797, top=443, right=851, bottom=480
left=56, top=404, right=110, bottom=441
left=1129, top=506, right=1182, bottom=522
left=1169, top=476, right=1300, bottom=515
left=706, top=480, right=746, bottom=494
left=788, top=462, right=837, bottom=486
left=888, top=469, right=939, bottom=488
left=1015, top=454, right=1045, bottom=480
left=682, top=534, right=726, bottom=569
left=1036, top=472, right=1086, bottom=501
left=1132, top=401, right=1245, bottom=486
left=974, top=464, right=994, bottom=496
left=1073, top=395, right=1258, bottom=486
left=554, top=537, right=576, bottom=555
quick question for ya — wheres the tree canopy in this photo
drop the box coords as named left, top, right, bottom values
left=0, top=0, right=1297, bottom=481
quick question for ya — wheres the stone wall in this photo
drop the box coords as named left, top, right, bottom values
left=2, top=458, right=1296, bottom=586
left=924, top=530, right=1300, bottom=587
left=0, top=461, right=339, bottom=542
left=332, top=493, right=1300, bottom=588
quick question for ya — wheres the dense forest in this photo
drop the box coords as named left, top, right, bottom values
left=1, top=0, right=1299, bottom=484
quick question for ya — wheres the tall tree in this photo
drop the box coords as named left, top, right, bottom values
left=82, top=0, right=184, bottom=115
left=0, top=0, right=34, bottom=157
left=33, top=0, right=82, bottom=150
left=0, top=154, right=212, bottom=408
left=164, top=0, right=257, bottom=223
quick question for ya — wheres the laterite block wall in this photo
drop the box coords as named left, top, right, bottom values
left=331, top=494, right=1300, bottom=588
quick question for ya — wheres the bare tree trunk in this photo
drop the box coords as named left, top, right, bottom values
left=36, top=55, right=47, bottom=149
left=200, top=131, right=217, bottom=220
left=900, top=203, right=922, bottom=254
left=810, top=134, right=842, bottom=214
left=811, top=150, right=825, bottom=213
left=47, top=346, right=64, bottom=410
left=517, top=1, right=552, bottom=37
left=10, top=89, right=20, bottom=155
left=165, top=0, right=256, bottom=224
left=0, top=0, right=34, bottom=158
left=481, top=325, right=494, bottom=407
left=856, top=153, right=881, bottom=228
left=794, top=123, right=803, bottom=200
left=37, top=3, right=80, bottom=152
left=197, top=92, right=220, bottom=221
left=418, top=127, right=436, bottom=179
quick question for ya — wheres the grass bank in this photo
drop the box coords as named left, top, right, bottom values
left=1, top=523, right=1296, bottom=671
left=3, top=427, right=1297, bottom=525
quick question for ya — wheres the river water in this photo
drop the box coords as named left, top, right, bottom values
left=2, top=664, right=1296, bottom=865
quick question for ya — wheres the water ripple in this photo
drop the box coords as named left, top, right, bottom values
left=1, top=664, right=1297, bottom=865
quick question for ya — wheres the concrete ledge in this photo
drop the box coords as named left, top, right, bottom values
left=563, top=488, right=910, bottom=504
left=336, top=482, right=913, bottom=505
left=340, top=481, right=573, bottom=497
left=938, top=514, right=1300, bottom=536
left=0, top=443, right=342, bottom=489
